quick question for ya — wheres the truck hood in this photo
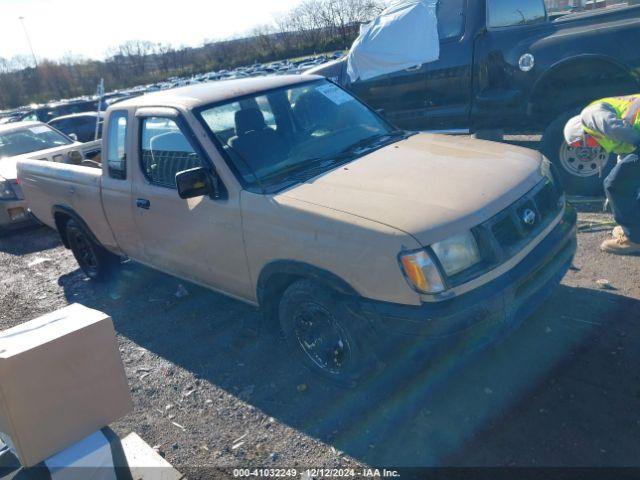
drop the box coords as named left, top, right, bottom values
left=279, top=133, right=544, bottom=246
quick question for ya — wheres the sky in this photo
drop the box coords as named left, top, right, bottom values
left=0, top=0, right=304, bottom=62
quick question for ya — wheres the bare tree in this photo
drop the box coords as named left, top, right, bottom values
left=0, top=0, right=386, bottom=110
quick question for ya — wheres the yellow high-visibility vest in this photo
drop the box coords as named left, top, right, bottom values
left=582, top=94, right=640, bottom=154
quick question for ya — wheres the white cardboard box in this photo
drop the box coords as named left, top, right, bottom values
left=0, top=304, right=133, bottom=467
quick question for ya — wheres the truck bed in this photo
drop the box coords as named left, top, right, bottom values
left=17, top=144, right=115, bottom=249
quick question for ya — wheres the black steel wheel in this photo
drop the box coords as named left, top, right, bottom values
left=279, top=279, right=376, bottom=387
left=65, top=219, right=118, bottom=281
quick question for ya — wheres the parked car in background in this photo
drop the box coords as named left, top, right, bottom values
left=18, top=98, right=99, bottom=124
left=49, top=112, right=104, bottom=142
left=308, top=0, right=640, bottom=195
left=0, top=122, right=82, bottom=231
left=18, top=77, right=576, bottom=385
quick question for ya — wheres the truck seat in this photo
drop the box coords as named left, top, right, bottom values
left=228, top=108, right=288, bottom=172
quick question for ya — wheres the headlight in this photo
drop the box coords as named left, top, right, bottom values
left=431, top=231, right=481, bottom=276
left=541, top=156, right=566, bottom=207
left=399, top=250, right=446, bottom=294
left=0, top=180, right=17, bottom=200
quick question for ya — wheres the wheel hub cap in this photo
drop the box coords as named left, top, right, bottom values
left=560, top=143, right=610, bottom=178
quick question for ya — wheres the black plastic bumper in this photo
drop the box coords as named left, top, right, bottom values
left=358, top=204, right=577, bottom=338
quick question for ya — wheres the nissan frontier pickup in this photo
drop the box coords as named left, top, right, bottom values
left=17, top=76, right=577, bottom=385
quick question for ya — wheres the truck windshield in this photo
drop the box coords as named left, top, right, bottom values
left=0, top=125, right=72, bottom=159
left=198, top=80, right=398, bottom=191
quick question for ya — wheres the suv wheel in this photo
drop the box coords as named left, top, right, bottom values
left=541, top=110, right=615, bottom=196
left=278, top=279, right=376, bottom=387
left=65, top=219, right=119, bottom=281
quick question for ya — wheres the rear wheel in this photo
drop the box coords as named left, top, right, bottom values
left=278, top=279, right=378, bottom=387
left=65, top=219, right=119, bottom=281
left=541, top=110, right=615, bottom=196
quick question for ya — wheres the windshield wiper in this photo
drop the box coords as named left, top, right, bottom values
left=258, top=130, right=411, bottom=189
left=259, top=157, right=333, bottom=185
left=337, top=130, right=409, bottom=157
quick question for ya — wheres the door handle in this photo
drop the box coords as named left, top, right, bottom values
left=136, top=198, right=151, bottom=210
left=68, top=187, right=75, bottom=195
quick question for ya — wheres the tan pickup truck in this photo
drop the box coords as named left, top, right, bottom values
left=17, top=76, right=577, bottom=385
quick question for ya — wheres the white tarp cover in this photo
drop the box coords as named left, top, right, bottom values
left=346, top=0, right=440, bottom=82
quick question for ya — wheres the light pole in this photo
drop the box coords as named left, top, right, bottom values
left=18, top=16, right=38, bottom=68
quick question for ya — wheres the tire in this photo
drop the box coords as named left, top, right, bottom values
left=278, top=279, right=378, bottom=387
left=541, top=110, right=616, bottom=196
left=65, top=219, right=119, bottom=281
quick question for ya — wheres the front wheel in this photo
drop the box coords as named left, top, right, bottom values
left=541, top=110, right=615, bottom=196
left=65, top=219, right=119, bottom=281
left=278, top=280, right=378, bottom=387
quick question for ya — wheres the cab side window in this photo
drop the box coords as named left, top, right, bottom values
left=487, top=0, right=546, bottom=28
left=106, top=111, right=128, bottom=180
left=140, top=117, right=203, bottom=189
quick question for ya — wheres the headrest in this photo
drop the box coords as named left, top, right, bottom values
left=150, top=131, right=191, bottom=152
left=235, top=108, right=267, bottom=136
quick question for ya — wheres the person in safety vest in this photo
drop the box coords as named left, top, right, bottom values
left=564, top=95, right=640, bottom=255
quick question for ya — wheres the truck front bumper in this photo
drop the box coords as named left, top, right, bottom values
left=0, top=198, right=32, bottom=230
left=358, top=205, right=577, bottom=339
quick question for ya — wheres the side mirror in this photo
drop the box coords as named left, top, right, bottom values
left=68, top=133, right=78, bottom=141
left=176, top=167, right=222, bottom=200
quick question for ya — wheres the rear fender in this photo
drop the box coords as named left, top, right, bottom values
left=52, top=205, right=101, bottom=249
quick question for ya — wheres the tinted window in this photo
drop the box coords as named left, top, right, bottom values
left=0, top=124, right=72, bottom=158
left=488, top=0, right=546, bottom=28
left=106, top=111, right=128, bottom=180
left=140, top=117, right=203, bottom=189
left=438, top=0, right=465, bottom=39
left=49, top=119, right=70, bottom=131
left=545, top=0, right=631, bottom=12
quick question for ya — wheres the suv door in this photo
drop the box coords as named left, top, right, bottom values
left=472, top=0, right=550, bottom=129
left=351, top=0, right=473, bottom=130
left=131, top=112, right=251, bottom=299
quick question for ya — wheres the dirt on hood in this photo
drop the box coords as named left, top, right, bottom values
left=279, top=133, right=544, bottom=246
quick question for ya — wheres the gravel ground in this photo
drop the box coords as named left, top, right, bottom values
left=1, top=202, right=639, bottom=477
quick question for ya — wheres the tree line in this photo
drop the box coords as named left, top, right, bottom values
left=0, top=0, right=384, bottom=111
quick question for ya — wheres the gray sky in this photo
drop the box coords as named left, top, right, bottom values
left=0, top=0, right=303, bottom=61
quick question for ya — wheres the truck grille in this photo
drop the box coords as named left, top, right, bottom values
left=447, top=179, right=564, bottom=287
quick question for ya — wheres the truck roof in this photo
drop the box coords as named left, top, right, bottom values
left=114, top=75, right=322, bottom=111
